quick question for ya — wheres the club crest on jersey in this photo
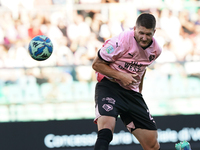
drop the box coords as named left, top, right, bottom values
left=149, top=55, right=155, bottom=61
left=106, top=45, right=114, bottom=54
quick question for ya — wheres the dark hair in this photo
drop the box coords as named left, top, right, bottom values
left=136, top=13, right=156, bottom=29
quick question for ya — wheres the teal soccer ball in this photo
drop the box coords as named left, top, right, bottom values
left=28, top=35, right=53, bottom=61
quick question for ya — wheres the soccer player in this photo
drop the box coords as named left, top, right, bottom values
left=92, top=13, right=162, bottom=150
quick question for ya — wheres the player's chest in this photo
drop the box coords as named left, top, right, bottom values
left=118, top=47, right=156, bottom=64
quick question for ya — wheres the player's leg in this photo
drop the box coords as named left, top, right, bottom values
left=93, top=78, right=119, bottom=150
left=132, top=128, right=160, bottom=150
left=94, top=116, right=116, bottom=150
left=119, top=89, right=160, bottom=150
left=96, top=115, right=116, bottom=132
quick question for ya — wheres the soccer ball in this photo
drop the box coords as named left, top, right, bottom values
left=28, top=35, right=53, bottom=61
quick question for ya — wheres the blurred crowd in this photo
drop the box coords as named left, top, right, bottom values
left=0, top=2, right=200, bottom=83
left=154, top=7, right=200, bottom=63
left=0, top=4, right=200, bottom=67
left=1, top=1, right=200, bottom=121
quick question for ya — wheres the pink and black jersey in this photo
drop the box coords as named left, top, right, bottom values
left=97, top=30, right=162, bottom=92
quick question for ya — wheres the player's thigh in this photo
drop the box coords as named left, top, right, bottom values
left=97, top=116, right=116, bottom=133
left=132, top=128, right=159, bottom=150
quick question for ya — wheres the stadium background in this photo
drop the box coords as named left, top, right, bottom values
left=0, top=0, right=200, bottom=149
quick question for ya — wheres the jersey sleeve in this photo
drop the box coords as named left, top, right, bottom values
left=156, top=48, right=162, bottom=59
left=98, top=31, right=129, bottom=62
left=155, top=41, right=162, bottom=59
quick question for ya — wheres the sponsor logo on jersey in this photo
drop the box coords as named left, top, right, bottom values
left=116, top=42, right=119, bottom=48
left=118, top=61, right=142, bottom=72
left=128, top=53, right=134, bottom=57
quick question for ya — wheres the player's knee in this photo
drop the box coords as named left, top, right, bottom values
left=143, top=140, right=160, bottom=150
left=150, top=141, right=160, bottom=150
left=155, top=142, right=160, bottom=150
left=98, top=128, right=113, bottom=143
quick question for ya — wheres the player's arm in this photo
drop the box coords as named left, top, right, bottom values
left=92, top=56, right=122, bottom=80
left=139, top=69, right=146, bottom=93
left=92, top=55, right=137, bottom=86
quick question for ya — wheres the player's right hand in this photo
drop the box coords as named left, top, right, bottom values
left=117, top=73, right=138, bottom=86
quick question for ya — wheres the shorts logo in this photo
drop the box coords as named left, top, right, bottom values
left=102, top=97, right=116, bottom=104
left=106, top=45, right=114, bottom=54
left=102, top=104, right=113, bottom=112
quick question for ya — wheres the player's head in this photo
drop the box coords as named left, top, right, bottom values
left=134, top=13, right=156, bottom=48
